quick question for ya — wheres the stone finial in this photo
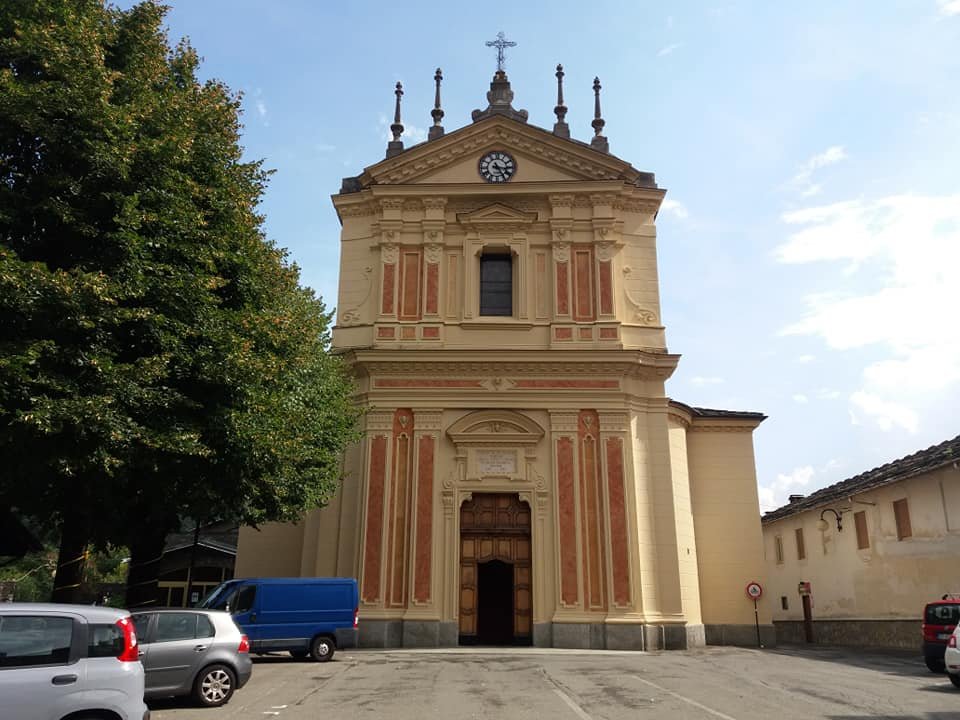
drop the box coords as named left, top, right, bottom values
left=471, top=70, right=529, bottom=123
left=590, top=76, right=609, bottom=153
left=429, top=68, right=445, bottom=140
left=386, top=81, right=404, bottom=158
left=553, top=64, right=569, bottom=138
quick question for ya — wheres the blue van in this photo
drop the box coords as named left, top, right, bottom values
left=199, top=577, right=358, bottom=661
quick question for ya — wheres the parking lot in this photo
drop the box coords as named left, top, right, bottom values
left=147, top=645, right=960, bottom=720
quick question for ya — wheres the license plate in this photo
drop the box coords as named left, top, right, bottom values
left=938, top=633, right=952, bottom=640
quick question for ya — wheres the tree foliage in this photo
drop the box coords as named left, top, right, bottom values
left=0, top=0, right=361, bottom=601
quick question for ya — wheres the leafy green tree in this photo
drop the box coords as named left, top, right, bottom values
left=0, top=0, right=361, bottom=604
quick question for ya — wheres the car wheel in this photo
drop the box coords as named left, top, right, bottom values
left=950, top=674, right=960, bottom=689
left=290, top=650, right=309, bottom=660
left=925, top=657, right=946, bottom=673
left=193, top=663, right=236, bottom=707
left=310, top=635, right=336, bottom=662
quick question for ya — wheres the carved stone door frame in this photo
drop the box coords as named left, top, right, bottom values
left=441, top=410, right=550, bottom=642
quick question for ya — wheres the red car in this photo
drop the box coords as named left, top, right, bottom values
left=923, top=595, right=960, bottom=672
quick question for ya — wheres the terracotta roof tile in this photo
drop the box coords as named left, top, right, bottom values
left=762, top=434, right=960, bottom=523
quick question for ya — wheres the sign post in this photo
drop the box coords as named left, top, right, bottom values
left=745, top=581, right=763, bottom=648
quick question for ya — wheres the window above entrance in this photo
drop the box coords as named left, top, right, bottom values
left=479, top=253, right=513, bottom=316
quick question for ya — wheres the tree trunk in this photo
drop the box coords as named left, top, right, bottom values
left=51, top=514, right=89, bottom=603
left=125, top=525, right=168, bottom=608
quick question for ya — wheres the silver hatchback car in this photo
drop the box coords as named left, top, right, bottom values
left=0, top=602, right=149, bottom=720
left=131, top=609, right=251, bottom=707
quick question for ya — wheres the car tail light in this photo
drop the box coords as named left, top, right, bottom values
left=949, top=635, right=957, bottom=649
left=354, top=608, right=359, bottom=629
left=116, top=617, right=140, bottom=662
left=238, top=634, right=250, bottom=653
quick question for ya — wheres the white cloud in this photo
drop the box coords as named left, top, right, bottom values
left=790, top=146, right=847, bottom=196
left=660, top=199, right=689, bottom=219
left=758, top=465, right=816, bottom=512
left=777, top=192, right=960, bottom=433
left=793, top=394, right=809, bottom=404
left=816, top=388, right=841, bottom=400
left=378, top=115, right=428, bottom=145
left=690, top=376, right=724, bottom=386
left=797, top=354, right=816, bottom=364
left=850, top=391, right=919, bottom=433
left=821, top=458, right=843, bottom=472
left=939, top=0, right=960, bottom=15
left=315, top=143, right=336, bottom=153
left=658, top=43, right=682, bottom=57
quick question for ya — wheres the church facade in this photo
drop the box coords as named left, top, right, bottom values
left=236, top=64, right=773, bottom=650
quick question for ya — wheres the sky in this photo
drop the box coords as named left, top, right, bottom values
left=123, top=0, right=960, bottom=512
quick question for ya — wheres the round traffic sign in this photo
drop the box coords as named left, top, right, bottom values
left=745, top=581, right=763, bottom=600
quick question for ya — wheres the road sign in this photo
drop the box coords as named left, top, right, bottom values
left=745, top=581, right=763, bottom=600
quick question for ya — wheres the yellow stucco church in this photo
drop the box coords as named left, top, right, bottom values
left=236, top=50, right=772, bottom=650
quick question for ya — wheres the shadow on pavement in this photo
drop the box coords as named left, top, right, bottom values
left=764, top=643, right=933, bottom=680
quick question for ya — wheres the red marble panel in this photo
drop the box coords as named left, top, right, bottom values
left=573, top=248, right=594, bottom=321
left=362, top=435, right=388, bottom=603
left=381, top=263, right=395, bottom=315
left=514, top=379, right=619, bottom=389
left=375, top=378, right=483, bottom=388
left=377, top=326, right=396, bottom=339
left=399, top=251, right=421, bottom=321
left=578, top=410, right=606, bottom=610
left=579, top=327, right=593, bottom=341
left=598, top=260, right=613, bottom=316
left=401, top=326, right=416, bottom=339
left=554, top=327, right=573, bottom=341
left=535, top=253, right=547, bottom=317
left=556, top=436, right=578, bottom=607
left=425, top=262, right=439, bottom=315
left=421, top=326, right=440, bottom=339
left=599, top=327, right=618, bottom=340
left=556, top=262, right=569, bottom=315
left=414, top=435, right=435, bottom=603
left=606, top=437, right=631, bottom=606
left=386, top=409, right=413, bottom=608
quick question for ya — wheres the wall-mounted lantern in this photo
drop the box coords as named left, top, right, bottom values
left=817, top=507, right=843, bottom=532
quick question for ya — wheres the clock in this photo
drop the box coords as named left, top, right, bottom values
left=478, top=151, right=516, bottom=183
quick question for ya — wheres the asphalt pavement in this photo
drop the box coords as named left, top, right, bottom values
left=147, top=645, right=960, bottom=720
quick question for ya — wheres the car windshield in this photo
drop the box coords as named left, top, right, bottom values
left=925, top=603, right=960, bottom=625
left=198, top=581, right=238, bottom=610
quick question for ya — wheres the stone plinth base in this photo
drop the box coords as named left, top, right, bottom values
left=359, top=620, right=709, bottom=650
left=704, top=623, right=776, bottom=648
left=773, top=619, right=916, bottom=649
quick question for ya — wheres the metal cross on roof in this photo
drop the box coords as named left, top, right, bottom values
left=485, top=31, right=516, bottom=72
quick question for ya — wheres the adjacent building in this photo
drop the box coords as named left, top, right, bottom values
left=236, top=60, right=772, bottom=650
left=762, top=435, right=960, bottom=648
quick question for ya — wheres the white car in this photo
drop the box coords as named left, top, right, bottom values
left=945, top=623, right=960, bottom=688
left=0, top=603, right=150, bottom=720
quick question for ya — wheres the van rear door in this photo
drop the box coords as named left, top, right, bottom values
left=229, top=584, right=262, bottom=650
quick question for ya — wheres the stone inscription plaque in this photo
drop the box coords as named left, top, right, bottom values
left=477, top=449, right=517, bottom=476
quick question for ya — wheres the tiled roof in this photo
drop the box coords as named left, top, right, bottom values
left=669, top=400, right=767, bottom=421
left=762, top=434, right=960, bottom=523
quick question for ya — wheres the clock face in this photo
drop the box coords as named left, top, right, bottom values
left=478, top=151, right=516, bottom=183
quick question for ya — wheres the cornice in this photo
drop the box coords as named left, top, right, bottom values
left=342, top=349, right=679, bottom=380
left=357, top=117, right=650, bottom=187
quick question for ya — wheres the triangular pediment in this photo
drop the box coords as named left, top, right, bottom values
left=351, top=115, right=653, bottom=189
left=456, top=203, right=537, bottom=227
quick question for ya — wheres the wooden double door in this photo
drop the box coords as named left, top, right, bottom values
left=459, top=493, right=532, bottom=645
